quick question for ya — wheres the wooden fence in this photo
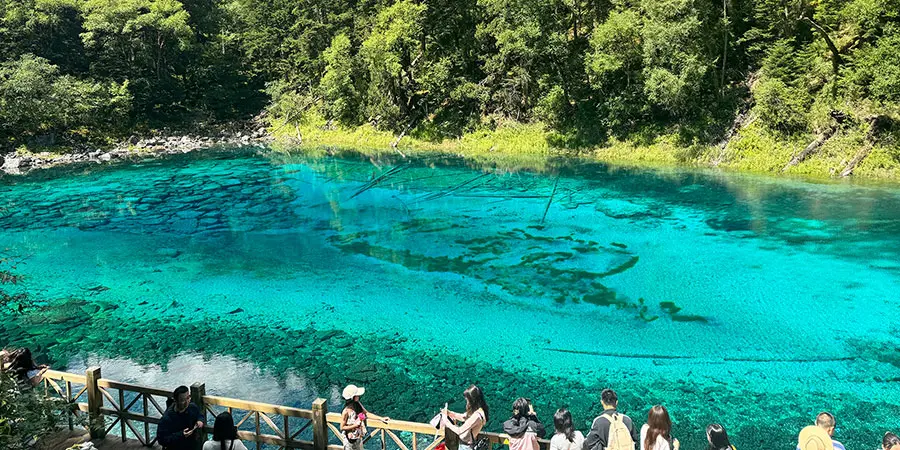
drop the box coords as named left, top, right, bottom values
left=41, top=367, right=548, bottom=450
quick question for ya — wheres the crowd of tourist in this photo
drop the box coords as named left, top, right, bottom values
left=154, top=382, right=900, bottom=450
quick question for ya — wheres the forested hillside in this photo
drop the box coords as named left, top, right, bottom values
left=2, top=0, right=899, bottom=176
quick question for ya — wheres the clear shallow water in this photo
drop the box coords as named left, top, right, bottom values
left=1, top=148, right=900, bottom=449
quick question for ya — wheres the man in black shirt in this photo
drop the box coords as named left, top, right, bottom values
left=583, top=389, right=639, bottom=450
left=157, top=385, right=206, bottom=450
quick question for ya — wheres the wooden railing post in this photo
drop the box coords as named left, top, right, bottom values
left=191, top=382, right=207, bottom=447
left=312, top=398, right=328, bottom=450
left=86, top=366, right=104, bottom=438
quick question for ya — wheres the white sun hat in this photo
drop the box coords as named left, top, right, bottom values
left=342, top=385, right=366, bottom=400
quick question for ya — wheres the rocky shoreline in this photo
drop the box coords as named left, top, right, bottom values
left=0, top=122, right=272, bottom=176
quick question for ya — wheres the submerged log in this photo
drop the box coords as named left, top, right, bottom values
left=540, top=177, right=559, bottom=225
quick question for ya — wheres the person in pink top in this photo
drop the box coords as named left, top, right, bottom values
left=503, top=398, right=546, bottom=450
left=442, top=385, right=490, bottom=450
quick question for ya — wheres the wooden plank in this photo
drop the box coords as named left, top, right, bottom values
left=345, top=418, right=445, bottom=435
left=143, top=394, right=150, bottom=444
left=312, top=398, right=328, bottom=450
left=326, top=422, right=343, bottom=440
left=99, top=387, right=120, bottom=411
left=256, top=412, right=262, bottom=450
left=235, top=430, right=314, bottom=449
left=99, top=408, right=163, bottom=425
left=45, top=369, right=87, bottom=384
left=385, top=428, right=410, bottom=450
left=291, top=420, right=312, bottom=439
left=67, top=381, right=74, bottom=431
left=73, top=385, right=88, bottom=403
left=119, top=388, right=126, bottom=441
left=147, top=394, right=167, bottom=416
left=235, top=410, right=255, bottom=428
left=260, top=412, right=286, bottom=438
left=205, top=395, right=314, bottom=418
left=44, top=377, right=65, bottom=398
left=86, top=367, right=103, bottom=439
left=98, top=379, right=172, bottom=397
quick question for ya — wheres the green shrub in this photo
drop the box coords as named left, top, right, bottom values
left=0, top=54, right=130, bottom=148
left=0, top=371, right=67, bottom=449
left=752, top=77, right=812, bottom=133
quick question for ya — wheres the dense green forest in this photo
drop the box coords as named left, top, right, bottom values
left=1, top=0, right=899, bottom=175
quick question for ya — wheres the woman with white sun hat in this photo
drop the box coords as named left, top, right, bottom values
left=341, top=384, right=391, bottom=450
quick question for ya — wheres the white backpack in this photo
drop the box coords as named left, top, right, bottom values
left=602, top=413, right=634, bottom=450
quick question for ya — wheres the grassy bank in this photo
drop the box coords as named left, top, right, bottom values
left=269, top=113, right=900, bottom=181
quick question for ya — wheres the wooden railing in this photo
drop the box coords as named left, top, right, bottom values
left=41, top=367, right=548, bottom=450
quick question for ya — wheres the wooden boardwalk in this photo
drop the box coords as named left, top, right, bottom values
left=40, top=367, right=544, bottom=450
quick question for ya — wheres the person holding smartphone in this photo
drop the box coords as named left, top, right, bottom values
left=503, top=398, right=546, bottom=450
left=442, top=385, right=490, bottom=450
left=341, top=384, right=390, bottom=450
left=158, top=385, right=206, bottom=450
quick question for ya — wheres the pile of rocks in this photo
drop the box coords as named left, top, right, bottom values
left=0, top=122, right=271, bottom=175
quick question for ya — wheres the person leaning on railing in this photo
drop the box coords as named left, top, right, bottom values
left=583, top=388, right=639, bottom=450
left=441, top=385, right=490, bottom=450
left=0, top=347, right=49, bottom=388
left=503, top=398, right=546, bottom=450
left=341, top=384, right=390, bottom=450
left=157, top=385, right=206, bottom=450
left=640, top=405, right=680, bottom=450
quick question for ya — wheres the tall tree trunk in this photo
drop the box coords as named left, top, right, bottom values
left=802, top=16, right=843, bottom=76
left=721, top=0, right=728, bottom=93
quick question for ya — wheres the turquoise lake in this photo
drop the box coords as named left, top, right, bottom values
left=1, top=148, right=899, bottom=449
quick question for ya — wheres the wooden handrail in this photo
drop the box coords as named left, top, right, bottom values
left=98, top=378, right=173, bottom=398
left=44, top=369, right=87, bottom=384
left=205, top=395, right=314, bottom=418
left=42, top=366, right=552, bottom=449
left=325, top=412, right=442, bottom=434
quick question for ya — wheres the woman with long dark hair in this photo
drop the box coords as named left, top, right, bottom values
left=549, top=408, right=583, bottom=450
left=639, top=406, right=679, bottom=450
left=203, top=412, right=248, bottom=450
left=442, top=385, right=490, bottom=450
left=706, top=424, right=734, bottom=450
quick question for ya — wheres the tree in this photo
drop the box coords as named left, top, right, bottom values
left=586, top=8, right=646, bottom=128
left=360, top=0, right=428, bottom=129
left=80, top=0, right=194, bottom=115
left=0, top=0, right=87, bottom=73
left=0, top=54, right=131, bottom=147
left=320, top=33, right=360, bottom=125
left=640, top=0, right=718, bottom=114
